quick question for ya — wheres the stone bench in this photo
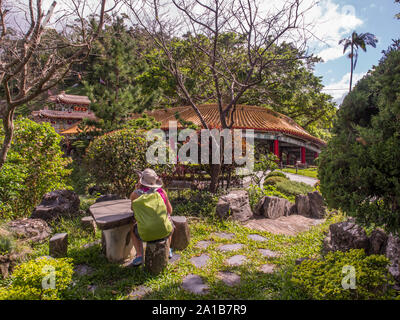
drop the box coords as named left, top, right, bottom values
left=89, top=199, right=135, bottom=263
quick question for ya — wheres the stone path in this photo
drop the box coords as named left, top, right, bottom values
left=128, top=285, right=152, bottom=300
left=226, top=255, right=247, bottom=266
left=217, top=244, right=243, bottom=252
left=190, top=254, right=210, bottom=268
left=259, top=264, right=276, bottom=274
left=247, top=234, right=267, bottom=242
left=281, top=172, right=318, bottom=186
left=212, top=232, right=236, bottom=239
left=258, top=249, right=280, bottom=258
left=244, top=215, right=324, bottom=236
left=217, top=271, right=241, bottom=287
left=196, top=240, right=214, bottom=249
left=182, top=274, right=209, bottom=295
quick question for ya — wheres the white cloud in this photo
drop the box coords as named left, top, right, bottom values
left=322, top=72, right=366, bottom=105
left=304, top=0, right=364, bottom=62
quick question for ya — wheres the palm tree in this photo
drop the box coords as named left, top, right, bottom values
left=339, top=31, right=378, bottom=92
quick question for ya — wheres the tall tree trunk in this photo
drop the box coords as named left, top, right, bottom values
left=0, top=108, right=14, bottom=170
left=349, top=45, right=354, bottom=92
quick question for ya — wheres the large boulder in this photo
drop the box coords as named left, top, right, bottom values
left=5, top=218, right=51, bottom=243
left=31, top=190, right=80, bottom=222
left=295, top=192, right=326, bottom=219
left=323, top=220, right=369, bottom=253
left=308, top=191, right=326, bottom=219
left=216, top=190, right=253, bottom=222
left=386, top=234, right=400, bottom=284
left=368, top=228, right=388, bottom=255
left=255, top=196, right=295, bottom=219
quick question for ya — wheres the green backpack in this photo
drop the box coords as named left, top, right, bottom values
left=131, top=191, right=173, bottom=242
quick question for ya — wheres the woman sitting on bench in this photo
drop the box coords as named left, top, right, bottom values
left=128, top=168, right=174, bottom=267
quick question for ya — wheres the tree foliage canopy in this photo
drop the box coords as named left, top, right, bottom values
left=318, top=44, right=400, bottom=234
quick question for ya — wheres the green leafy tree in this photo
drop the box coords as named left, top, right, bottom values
left=0, top=118, right=71, bottom=219
left=318, top=44, right=400, bottom=234
left=339, top=31, right=378, bottom=92
left=84, top=129, right=174, bottom=198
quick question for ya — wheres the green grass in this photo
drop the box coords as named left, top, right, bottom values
left=281, top=167, right=318, bottom=179
left=0, top=209, right=346, bottom=300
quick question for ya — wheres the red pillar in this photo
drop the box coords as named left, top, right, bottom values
left=301, top=146, right=306, bottom=164
left=274, top=139, right=279, bottom=160
left=286, top=153, right=290, bottom=165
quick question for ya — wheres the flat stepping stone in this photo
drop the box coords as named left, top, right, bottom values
left=258, top=249, right=280, bottom=258
left=190, top=254, right=210, bottom=268
left=226, top=255, right=247, bottom=266
left=195, top=240, right=214, bottom=249
left=169, top=253, right=181, bottom=264
left=217, top=271, right=241, bottom=287
left=212, top=232, right=235, bottom=240
left=128, top=285, right=152, bottom=300
left=182, top=274, right=209, bottom=295
left=74, top=264, right=95, bottom=276
left=217, top=244, right=243, bottom=252
left=259, top=264, right=276, bottom=274
left=248, top=234, right=267, bottom=241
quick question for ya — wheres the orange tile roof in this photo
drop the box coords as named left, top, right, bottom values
left=31, top=109, right=97, bottom=121
left=60, top=122, right=99, bottom=135
left=139, top=104, right=325, bottom=146
left=48, top=93, right=91, bottom=105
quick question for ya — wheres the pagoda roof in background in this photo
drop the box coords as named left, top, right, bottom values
left=134, top=104, right=326, bottom=146
left=48, top=92, right=91, bottom=105
left=31, top=109, right=97, bottom=120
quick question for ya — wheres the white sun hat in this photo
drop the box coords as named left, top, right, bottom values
left=137, top=168, right=163, bottom=188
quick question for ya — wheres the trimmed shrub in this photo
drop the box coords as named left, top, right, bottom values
left=84, top=129, right=175, bottom=198
left=290, top=249, right=396, bottom=300
left=264, top=175, right=288, bottom=186
left=168, top=189, right=219, bottom=217
left=247, top=184, right=294, bottom=209
left=0, top=118, right=72, bottom=219
left=0, top=256, right=74, bottom=300
left=274, top=179, right=313, bottom=198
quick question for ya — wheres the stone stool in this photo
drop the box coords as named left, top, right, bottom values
left=49, top=233, right=68, bottom=258
left=145, top=239, right=169, bottom=275
left=170, top=216, right=190, bottom=250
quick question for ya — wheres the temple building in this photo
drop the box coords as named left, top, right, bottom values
left=140, top=104, right=326, bottom=166
left=31, top=92, right=97, bottom=133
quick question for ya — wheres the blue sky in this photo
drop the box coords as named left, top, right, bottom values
left=313, top=0, right=399, bottom=105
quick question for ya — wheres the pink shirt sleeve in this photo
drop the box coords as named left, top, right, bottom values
left=157, top=188, right=168, bottom=206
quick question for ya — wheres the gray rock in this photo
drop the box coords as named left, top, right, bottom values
left=190, top=254, right=210, bottom=268
left=169, top=253, right=181, bottom=264
left=216, top=190, right=253, bottom=222
left=323, top=221, right=369, bottom=253
left=368, top=228, right=388, bottom=255
left=259, top=264, right=276, bottom=273
left=386, top=234, right=400, bottom=283
left=5, top=218, right=51, bottom=243
left=248, top=234, right=267, bottom=242
left=258, top=249, right=280, bottom=258
left=308, top=191, right=326, bottom=219
left=182, top=274, right=209, bottom=295
left=49, top=233, right=68, bottom=258
left=74, top=264, right=95, bottom=276
left=31, top=190, right=80, bottom=222
left=212, top=232, right=235, bottom=240
left=255, top=196, right=294, bottom=219
left=195, top=240, right=214, bottom=249
left=217, top=271, right=241, bottom=287
left=128, top=285, right=152, bottom=300
left=295, top=194, right=311, bottom=217
left=226, top=255, right=247, bottom=266
left=295, top=192, right=326, bottom=219
left=95, top=194, right=122, bottom=203
left=217, top=244, right=243, bottom=252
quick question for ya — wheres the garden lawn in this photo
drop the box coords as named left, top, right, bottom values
left=3, top=213, right=345, bottom=300
left=281, top=168, right=318, bottom=179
